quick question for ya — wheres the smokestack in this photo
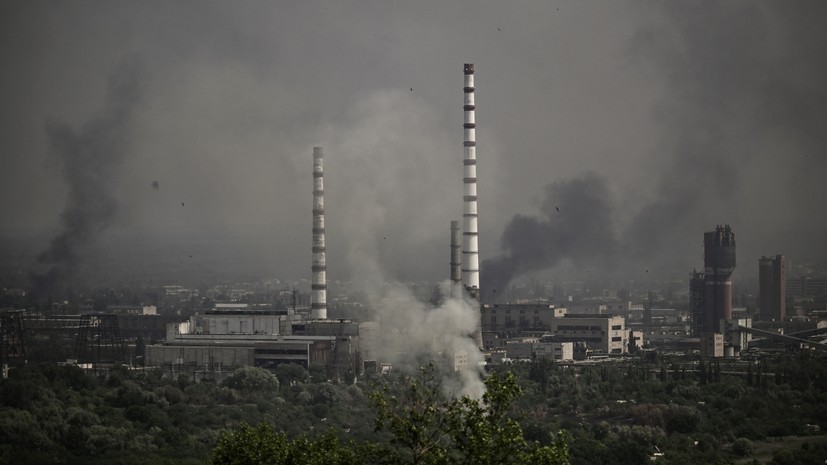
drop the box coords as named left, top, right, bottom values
left=450, top=220, right=462, bottom=297
left=462, top=63, right=480, bottom=299
left=311, top=147, right=328, bottom=320
left=463, top=63, right=483, bottom=349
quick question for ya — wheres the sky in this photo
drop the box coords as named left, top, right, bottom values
left=1, top=1, right=826, bottom=293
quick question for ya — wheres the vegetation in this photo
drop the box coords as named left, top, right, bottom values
left=212, top=365, right=567, bottom=465
left=1, top=351, right=826, bottom=464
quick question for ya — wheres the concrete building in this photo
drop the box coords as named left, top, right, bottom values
left=145, top=313, right=362, bottom=379
left=548, top=314, right=627, bottom=355
left=759, top=255, right=786, bottom=322
left=481, top=303, right=566, bottom=334
left=535, top=338, right=574, bottom=361
left=503, top=336, right=574, bottom=362
left=787, top=276, right=827, bottom=302
left=505, top=338, right=537, bottom=360
left=701, top=332, right=724, bottom=358
left=107, top=305, right=157, bottom=316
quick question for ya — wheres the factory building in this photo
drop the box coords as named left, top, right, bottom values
left=786, top=276, right=827, bottom=302
left=701, top=332, right=724, bottom=358
left=145, top=147, right=362, bottom=380
left=534, top=339, right=574, bottom=361
left=481, top=303, right=566, bottom=334
left=503, top=337, right=574, bottom=362
left=759, top=255, right=786, bottom=322
left=145, top=316, right=361, bottom=379
left=548, top=314, right=627, bottom=355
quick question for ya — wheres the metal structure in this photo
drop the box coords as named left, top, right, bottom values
left=703, top=225, right=736, bottom=333
left=0, top=309, right=27, bottom=367
left=689, top=270, right=706, bottom=336
left=311, top=147, right=328, bottom=320
left=759, top=255, right=785, bottom=322
left=75, top=314, right=125, bottom=365
left=462, top=64, right=480, bottom=300
left=450, top=220, right=462, bottom=298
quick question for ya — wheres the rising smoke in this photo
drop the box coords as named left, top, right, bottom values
left=32, top=58, right=145, bottom=298
left=483, top=2, right=827, bottom=293
left=322, top=90, right=485, bottom=397
left=482, top=173, right=618, bottom=300
left=363, top=281, right=486, bottom=398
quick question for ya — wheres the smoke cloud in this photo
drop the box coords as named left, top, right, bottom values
left=32, top=58, right=145, bottom=297
left=483, top=2, right=827, bottom=292
left=317, top=90, right=484, bottom=396
left=482, top=173, right=617, bottom=300
left=364, top=282, right=486, bottom=398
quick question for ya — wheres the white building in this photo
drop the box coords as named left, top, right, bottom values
left=549, top=315, right=627, bottom=355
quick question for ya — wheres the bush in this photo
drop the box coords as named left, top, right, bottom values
left=732, top=437, right=754, bottom=457
left=223, top=367, right=279, bottom=392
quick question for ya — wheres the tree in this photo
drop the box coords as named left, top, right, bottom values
left=212, top=364, right=569, bottom=465
left=223, top=367, right=279, bottom=392
left=371, top=364, right=568, bottom=465
left=211, top=422, right=392, bottom=465
left=732, top=437, right=754, bottom=457
left=275, top=363, right=309, bottom=387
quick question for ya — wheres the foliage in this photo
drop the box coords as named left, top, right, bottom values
left=222, top=366, right=280, bottom=392
left=371, top=364, right=569, bottom=465
left=3, top=351, right=827, bottom=464
left=211, top=423, right=391, bottom=465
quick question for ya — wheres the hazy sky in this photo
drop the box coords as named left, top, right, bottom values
left=2, top=1, right=826, bottom=289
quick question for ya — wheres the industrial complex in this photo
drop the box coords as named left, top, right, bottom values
left=3, top=64, right=827, bottom=381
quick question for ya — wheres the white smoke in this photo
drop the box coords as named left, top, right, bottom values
left=320, top=89, right=486, bottom=398
left=367, top=281, right=486, bottom=398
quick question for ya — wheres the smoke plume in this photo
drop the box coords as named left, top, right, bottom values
left=483, top=2, right=827, bottom=292
left=321, top=90, right=485, bottom=397
left=365, top=282, right=486, bottom=398
left=482, top=173, right=618, bottom=300
left=32, top=59, right=145, bottom=297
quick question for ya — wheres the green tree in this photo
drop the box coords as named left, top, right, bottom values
left=371, top=365, right=568, bottom=465
left=223, top=367, right=280, bottom=392
left=211, top=422, right=392, bottom=465
left=212, top=364, right=568, bottom=465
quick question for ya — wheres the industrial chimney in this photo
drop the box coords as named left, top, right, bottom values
left=462, top=64, right=480, bottom=300
left=311, top=147, right=328, bottom=320
left=463, top=63, right=483, bottom=348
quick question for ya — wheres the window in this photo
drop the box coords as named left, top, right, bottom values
left=611, top=336, right=622, bottom=342
left=611, top=325, right=622, bottom=330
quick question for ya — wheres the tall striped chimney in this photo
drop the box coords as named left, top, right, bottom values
left=462, top=64, right=480, bottom=300
left=311, top=147, right=327, bottom=320
left=463, top=63, right=483, bottom=348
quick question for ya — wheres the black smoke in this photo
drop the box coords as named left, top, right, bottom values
left=483, top=2, right=827, bottom=295
left=481, top=173, right=618, bottom=300
left=32, top=59, right=145, bottom=298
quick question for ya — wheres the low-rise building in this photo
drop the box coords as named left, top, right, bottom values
left=549, top=314, right=627, bottom=355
